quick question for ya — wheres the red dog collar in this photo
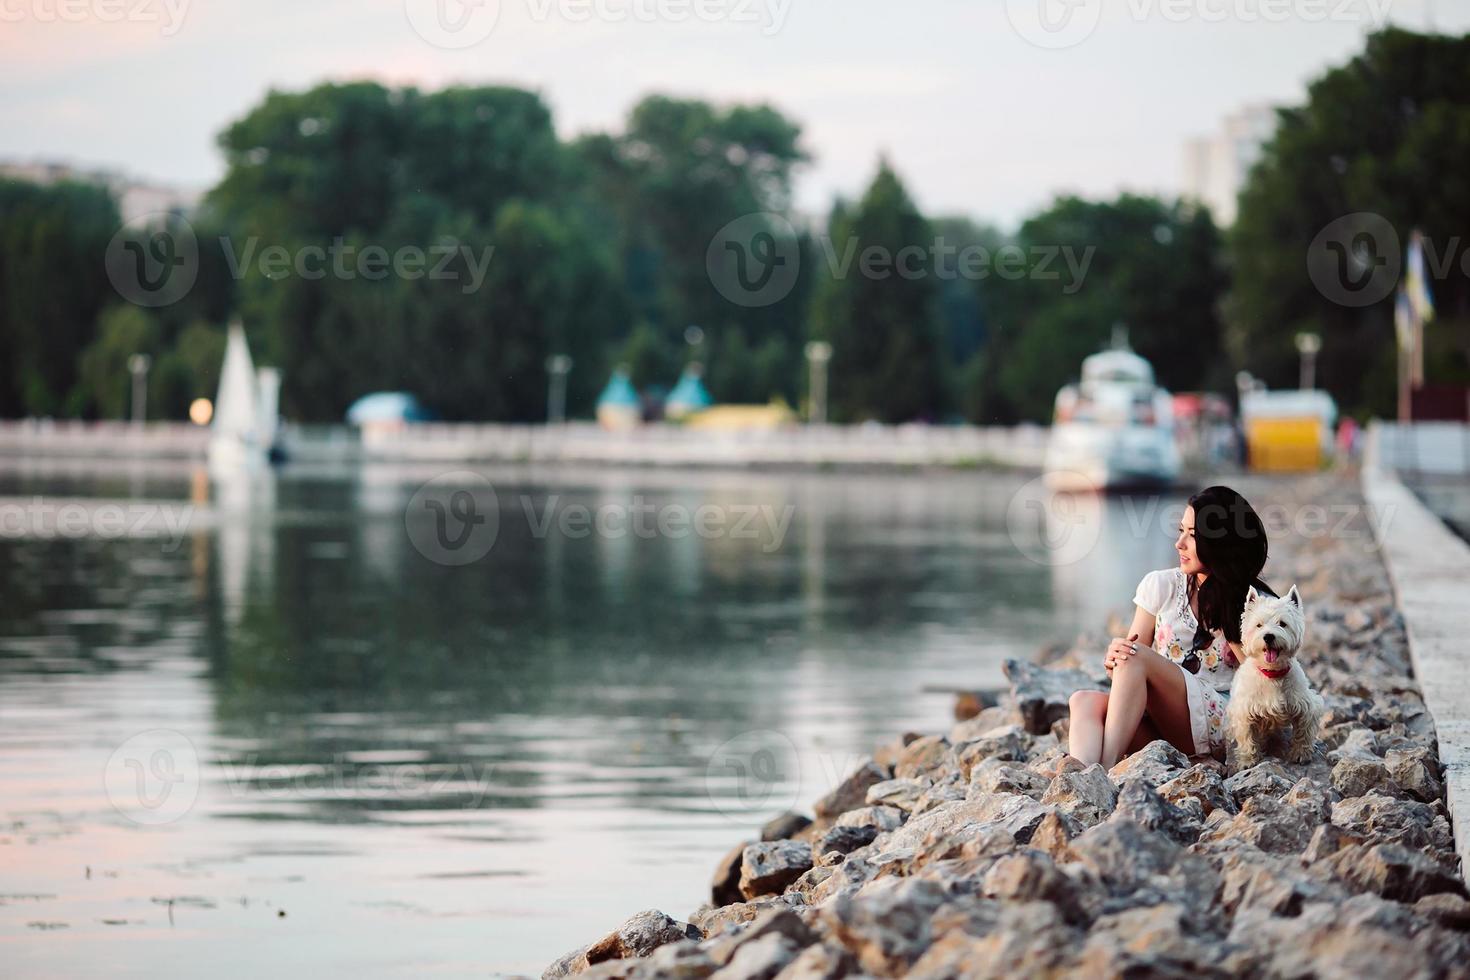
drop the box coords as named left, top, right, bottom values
left=1259, top=665, right=1290, bottom=679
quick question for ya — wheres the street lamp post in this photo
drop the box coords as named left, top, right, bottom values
left=804, top=341, right=832, bottom=424
left=128, top=353, right=151, bottom=426
left=1294, top=332, right=1321, bottom=391
left=545, top=355, right=573, bottom=425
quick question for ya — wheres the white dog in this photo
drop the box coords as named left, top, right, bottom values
left=1227, top=585, right=1325, bottom=767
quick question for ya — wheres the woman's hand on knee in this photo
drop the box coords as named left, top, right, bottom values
left=1104, top=633, right=1140, bottom=672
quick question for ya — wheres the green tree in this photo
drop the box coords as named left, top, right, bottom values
left=206, top=81, right=625, bottom=421
left=573, top=97, right=810, bottom=376
left=808, top=161, right=947, bottom=423
left=1229, top=27, right=1470, bottom=417
left=0, top=179, right=120, bottom=416
left=967, top=194, right=1227, bottom=423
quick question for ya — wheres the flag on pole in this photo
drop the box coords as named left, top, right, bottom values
left=1406, top=229, right=1436, bottom=324
left=1395, top=284, right=1414, bottom=351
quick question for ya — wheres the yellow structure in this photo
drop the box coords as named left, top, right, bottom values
left=1240, top=389, right=1336, bottom=472
left=1245, top=417, right=1323, bottom=472
left=683, top=400, right=797, bottom=431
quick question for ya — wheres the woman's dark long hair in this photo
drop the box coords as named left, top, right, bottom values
left=1186, top=485, right=1273, bottom=649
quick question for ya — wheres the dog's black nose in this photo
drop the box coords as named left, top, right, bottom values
left=1263, top=632, right=1275, bottom=645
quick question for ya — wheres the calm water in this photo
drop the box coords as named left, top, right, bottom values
left=0, top=460, right=1175, bottom=977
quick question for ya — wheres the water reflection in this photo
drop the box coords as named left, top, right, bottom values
left=0, top=461, right=1175, bottom=977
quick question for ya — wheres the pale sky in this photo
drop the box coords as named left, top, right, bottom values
left=0, top=0, right=1459, bottom=228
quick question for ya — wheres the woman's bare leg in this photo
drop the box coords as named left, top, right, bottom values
left=1066, top=690, right=1109, bottom=764
left=1100, top=652, right=1195, bottom=768
left=1124, top=714, right=1163, bottom=756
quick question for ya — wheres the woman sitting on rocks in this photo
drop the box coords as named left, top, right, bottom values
left=1067, top=485, right=1275, bottom=768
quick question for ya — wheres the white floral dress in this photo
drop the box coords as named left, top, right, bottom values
left=1132, top=568, right=1237, bottom=757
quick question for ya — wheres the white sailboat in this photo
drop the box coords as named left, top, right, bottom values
left=208, top=321, right=282, bottom=473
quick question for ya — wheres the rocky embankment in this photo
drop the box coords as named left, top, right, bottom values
left=542, top=476, right=1470, bottom=979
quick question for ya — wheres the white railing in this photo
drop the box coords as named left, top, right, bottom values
left=1370, top=421, right=1470, bottom=477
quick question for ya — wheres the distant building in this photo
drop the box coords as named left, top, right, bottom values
left=1181, top=104, right=1278, bottom=227
left=0, top=157, right=201, bottom=225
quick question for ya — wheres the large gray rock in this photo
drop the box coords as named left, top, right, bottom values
left=954, top=725, right=1030, bottom=769
left=1331, top=755, right=1397, bottom=797
left=966, top=757, right=1049, bottom=801
left=1385, top=746, right=1444, bottom=802
left=892, top=735, right=951, bottom=779
left=814, top=823, right=877, bottom=857
left=1003, top=659, right=1100, bottom=735
left=760, top=813, right=812, bottom=842
left=712, top=841, right=754, bottom=907
left=864, top=778, right=929, bottom=813
left=1075, top=903, right=1224, bottom=977
left=1158, top=763, right=1235, bottom=816
left=1198, top=793, right=1313, bottom=854
left=1065, top=819, right=1217, bottom=909
left=544, top=909, right=701, bottom=979
left=979, top=849, right=1086, bottom=924
left=812, top=761, right=888, bottom=820
left=818, top=877, right=948, bottom=975
left=1318, top=842, right=1467, bottom=903
left=1107, top=740, right=1189, bottom=787
left=703, top=907, right=816, bottom=970
left=1223, top=760, right=1293, bottom=805
left=1040, top=763, right=1117, bottom=828
left=1330, top=791, right=1441, bottom=851
left=910, top=901, right=1076, bottom=979
left=1110, top=778, right=1202, bottom=845
left=739, top=841, right=813, bottom=900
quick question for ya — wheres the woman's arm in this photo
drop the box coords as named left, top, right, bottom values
left=1105, top=607, right=1157, bottom=674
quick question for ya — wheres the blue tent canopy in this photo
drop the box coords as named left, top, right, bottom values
left=346, top=391, right=433, bottom=424
left=665, top=368, right=712, bottom=415
left=596, top=369, right=640, bottom=410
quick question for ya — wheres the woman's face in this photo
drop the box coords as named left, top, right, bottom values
left=1176, top=505, right=1206, bottom=576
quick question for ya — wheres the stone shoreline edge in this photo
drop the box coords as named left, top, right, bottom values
left=1363, top=426, right=1470, bottom=878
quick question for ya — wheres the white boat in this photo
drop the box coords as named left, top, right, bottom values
left=1043, top=341, right=1180, bottom=491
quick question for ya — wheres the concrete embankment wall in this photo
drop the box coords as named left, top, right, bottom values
left=0, top=420, right=1050, bottom=470
left=1364, top=421, right=1470, bottom=876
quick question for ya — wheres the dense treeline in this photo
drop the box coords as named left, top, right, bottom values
left=1228, top=27, right=1470, bottom=410
left=1, top=27, right=1464, bottom=423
